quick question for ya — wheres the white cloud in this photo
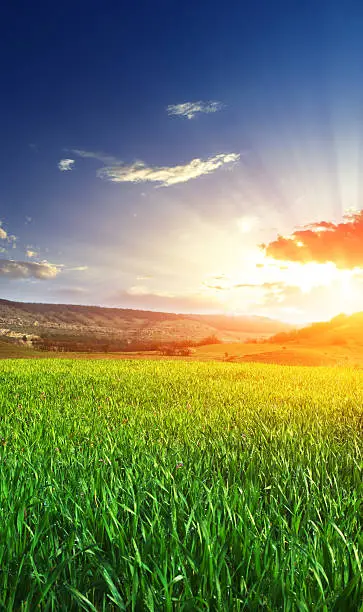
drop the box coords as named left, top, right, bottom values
left=58, top=159, right=75, bottom=172
left=0, top=222, right=17, bottom=244
left=26, top=249, right=38, bottom=258
left=0, top=260, right=59, bottom=280
left=97, top=153, right=240, bottom=187
left=167, top=101, right=224, bottom=119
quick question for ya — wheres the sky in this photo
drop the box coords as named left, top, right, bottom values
left=1, top=0, right=363, bottom=323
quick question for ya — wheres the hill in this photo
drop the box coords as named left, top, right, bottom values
left=268, top=312, right=363, bottom=347
left=0, top=298, right=292, bottom=351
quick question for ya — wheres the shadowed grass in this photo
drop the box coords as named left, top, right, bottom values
left=0, top=359, right=362, bottom=610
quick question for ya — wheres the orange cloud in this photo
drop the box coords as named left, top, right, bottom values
left=262, top=210, right=363, bottom=269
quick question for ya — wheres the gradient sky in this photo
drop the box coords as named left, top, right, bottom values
left=1, top=0, right=363, bottom=323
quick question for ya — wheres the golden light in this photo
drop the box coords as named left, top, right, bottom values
left=236, top=216, right=257, bottom=234
left=274, top=261, right=343, bottom=293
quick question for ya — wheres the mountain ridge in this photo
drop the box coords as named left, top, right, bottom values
left=0, top=297, right=293, bottom=346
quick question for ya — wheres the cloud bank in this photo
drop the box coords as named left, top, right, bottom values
left=0, top=260, right=59, bottom=280
left=167, top=101, right=223, bottom=119
left=97, top=153, right=240, bottom=187
left=262, top=210, right=363, bottom=269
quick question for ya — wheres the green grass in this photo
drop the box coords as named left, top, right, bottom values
left=0, top=359, right=362, bottom=611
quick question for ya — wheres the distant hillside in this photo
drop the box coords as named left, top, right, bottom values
left=0, top=298, right=292, bottom=349
left=269, top=312, right=363, bottom=347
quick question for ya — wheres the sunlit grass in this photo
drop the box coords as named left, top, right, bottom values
left=0, top=359, right=362, bottom=610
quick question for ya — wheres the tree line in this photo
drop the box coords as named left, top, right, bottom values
left=31, top=334, right=222, bottom=354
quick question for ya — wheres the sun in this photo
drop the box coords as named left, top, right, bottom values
left=278, top=261, right=341, bottom=293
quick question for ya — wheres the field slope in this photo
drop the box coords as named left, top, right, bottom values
left=0, top=359, right=361, bottom=610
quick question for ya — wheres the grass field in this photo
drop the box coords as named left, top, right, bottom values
left=0, top=359, right=362, bottom=610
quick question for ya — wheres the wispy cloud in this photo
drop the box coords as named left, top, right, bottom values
left=202, top=278, right=300, bottom=295
left=262, top=210, right=363, bottom=269
left=167, top=101, right=224, bottom=119
left=69, top=149, right=120, bottom=164
left=109, top=288, right=219, bottom=312
left=70, top=147, right=239, bottom=187
left=58, top=159, right=75, bottom=172
left=202, top=275, right=232, bottom=291
left=97, top=153, right=240, bottom=187
left=0, top=260, right=59, bottom=280
left=0, top=225, right=7, bottom=240
left=52, top=286, right=89, bottom=298
left=126, top=285, right=174, bottom=297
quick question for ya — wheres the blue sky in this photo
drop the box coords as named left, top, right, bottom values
left=1, top=0, right=363, bottom=322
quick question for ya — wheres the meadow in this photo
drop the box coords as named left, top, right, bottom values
left=0, top=359, right=361, bottom=611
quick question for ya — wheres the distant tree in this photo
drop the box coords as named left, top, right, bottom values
left=178, top=347, right=192, bottom=356
left=196, top=334, right=222, bottom=346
